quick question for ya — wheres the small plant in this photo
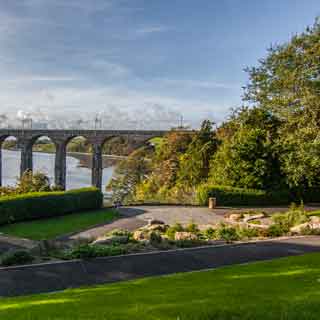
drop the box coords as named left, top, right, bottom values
left=67, top=244, right=127, bottom=259
left=149, top=231, right=162, bottom=245
left=250, top=220, right=261, bottom=225
left=202, top=227, right=216, bottom=240
left=108, top=229, right=131, bottom=237
left=185, top=222, right=199, bottom=234
left=165, top=223, right=184, bottom=240
left=238, top=227, right=259, bottom=239
left=300, top=226, right=320, bottom=236
left=175, top=239, right=205, bottom=248
left=215, top=224, right=239, bottom=242
left=272, top=203, right=308, bottom=230
left=1, top=250, right=34, bottom=267
left=267, top=224, right=286, bottom=237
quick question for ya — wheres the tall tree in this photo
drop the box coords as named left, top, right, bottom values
left=178, top=120, right=219, bottom=186
left=243, top=18, right=320, bottom=188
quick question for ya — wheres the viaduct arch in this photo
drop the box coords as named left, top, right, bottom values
left=0, top=129, right=171, bottom=190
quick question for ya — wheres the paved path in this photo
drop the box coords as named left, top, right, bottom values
left=1, top=236, right=320, bottom=297
left=71, top=205, right=319, bottom=240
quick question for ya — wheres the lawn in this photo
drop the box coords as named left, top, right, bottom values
left=1, top=253, right=320, bottom=319
left=308, top=210, right=320, bottom=216
left=0, top=208, right=118, bottom=240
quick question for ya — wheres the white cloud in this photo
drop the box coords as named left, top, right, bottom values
left=0, top=84, right=224, bottom=129
left=158, top=78, right=239, bottom=90
left=135, top=26, right=170, bottom=35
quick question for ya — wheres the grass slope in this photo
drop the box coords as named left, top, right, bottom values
left=0, top=209, right=118, bottom=240
left=1, top=253, right=320, bottom=319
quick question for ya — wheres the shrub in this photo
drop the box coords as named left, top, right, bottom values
left=267, top=224, right=287, bottom=237
left=1, top=250, right=34, bottom=266
left=108, top=229, right=131, bottom=237
left=175, top=239, right=205, bottom=248
left=272, top=203, right=308, bottom=231
left=67, top=244, right=127, bottom=259
left=0, top=187, right=103, bottom=226
left=238, top=227, right=259, bottom=239
left=196, top=184, right=292, bottom=206
left=185, top=222, right=199, bottom=234
left=303, top=187, right=320, bottom=203
left=300, top=226, right=320, bottom=236
left=215, top=224, right=239, bottom=242
left=202, top=227, right=216, bottom=240
left=149, top=231, right=162, bottom=245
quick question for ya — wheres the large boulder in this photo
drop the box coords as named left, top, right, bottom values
left=174, top=232, right=198, bottom=241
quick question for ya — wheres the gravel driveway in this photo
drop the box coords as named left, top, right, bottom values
left=70, top=205, right=319, bottom=240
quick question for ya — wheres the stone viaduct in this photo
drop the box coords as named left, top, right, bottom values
left=0, top=129, right=170, bottom=190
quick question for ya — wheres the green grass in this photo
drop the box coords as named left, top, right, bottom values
left=0, top=209, right=118, bottom=240
left=308, top=210, right=320, bottom=216
left=1, top=253, right=320, bottom=319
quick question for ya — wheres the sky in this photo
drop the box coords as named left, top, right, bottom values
left=0, top=0, right=319, bottom=129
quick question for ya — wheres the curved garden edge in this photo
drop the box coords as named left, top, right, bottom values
left=1, top=235, right=320, bottom=298
left=0, top=234, right=315, bottom=272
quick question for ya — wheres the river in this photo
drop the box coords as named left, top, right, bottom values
left=1, top=149, right=114, bottom=190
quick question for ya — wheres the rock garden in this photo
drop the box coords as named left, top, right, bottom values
left=1, top=203, right=320, bottom=267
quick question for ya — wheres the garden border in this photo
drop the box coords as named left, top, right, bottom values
left=1, top=235, right=320, bottom=297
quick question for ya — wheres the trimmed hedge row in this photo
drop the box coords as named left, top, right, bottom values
left=196, top=185, right=293, bottom=206
left=0, top=187, right=103, bottom=226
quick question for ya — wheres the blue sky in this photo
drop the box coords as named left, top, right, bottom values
left=0, top=0, right=319, bottom=128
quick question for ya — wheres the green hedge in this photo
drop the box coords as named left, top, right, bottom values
left=302, top=188, right=320, bottom=203
left=196, top=185, right=292, bottom=206
left=0, top=187, right=103, bottom=226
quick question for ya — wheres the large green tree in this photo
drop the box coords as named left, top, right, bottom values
left=178, top=120, right=219, bottom=187
left=209, top=108, right=282, bottom=189
left=244, top=18, right=320, bottom=188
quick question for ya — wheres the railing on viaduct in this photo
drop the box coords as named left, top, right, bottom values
left=0, top=129, right=171, bottom=190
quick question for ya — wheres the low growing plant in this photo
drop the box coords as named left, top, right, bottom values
left=66, top=244, right=127, bottom=259
left=1, top=250, right=35, bottom=267
left=271, top=203, right=308, bottom=235
left=149, top=231, right=162, bottom=245
left=165, top=223, right=184, bottom=240
left=215, top=224, right=239, bottom=242
left=238, top=226, right=259, bottom=239
left=185, top=222, right=200, bottom=234
left=202, top=227, right=216, bottom=240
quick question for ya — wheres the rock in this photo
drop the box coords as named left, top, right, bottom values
left=310, top=216, right=320, bottom=224
left=148, top=219, right=165, bottom=226
left=145, top=224, right=168, bottom=232
left=228, top=213, right=242, bottom=222
left=246, top=223, right=269, bottom=230
left=243, top=213, right=265, bottom=223
left=133, top=230, right=149, bottom=241
left=290, top=222, right=310, bottom=234
left=92, top=235, right=128, bottom=245
left=290, top=216, right=320, bottom=234
left=174, top=232, right=198, bottom=241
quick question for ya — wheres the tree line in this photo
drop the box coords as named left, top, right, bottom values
left=109, top=19, right=320, bottom=204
